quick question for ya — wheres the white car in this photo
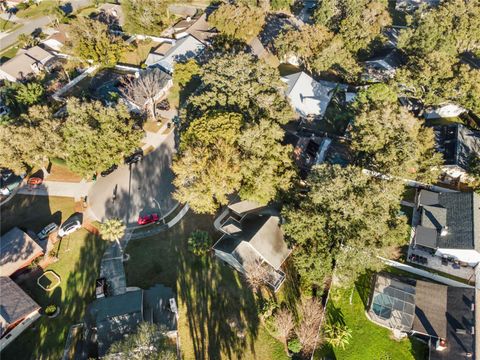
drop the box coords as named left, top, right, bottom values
left=58, top=220, right=82, bottom=237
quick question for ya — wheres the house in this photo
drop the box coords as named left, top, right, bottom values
left=433, top=124, right=480, bottom=182
left=170, top=13, right=215, bottom=43
left=85, top=284, right=178, bottom=357
left=383, top=26, right=404, bottom=49
left=282, top=71, right=344, bottom=119
left=0, top=46, right=55, bottom=82
left=363, top=49, right=404, bottom=82
left=145, top=35, right=205, bottom=73
left=368, top=272, right=475, bottom=359
left=395, top=0, right=441, bottom=12
left=412, top=189, right=480, bottom=266
left=41, top=24, right=70, bottom=53
left=424, top=104, right=466, bottom=119
left=0, top=227, right=44, bottom=277
left=97, top=3, right=125, bottom=29
left=213, top=201, right=292, bottom=291
left=0, top=277, right=41, bottom=352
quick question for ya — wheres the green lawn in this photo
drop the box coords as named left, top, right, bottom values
left=125, top=211, right=288, bottom=360
left=119, top=40, right=155, bottom=66
left=0, top=45, right=19, bottom=63
left=0, top=19, right=17, bottom=31
left=16, top=0, right=58, bottom=18
left=317, top=274, right=428, bottom=360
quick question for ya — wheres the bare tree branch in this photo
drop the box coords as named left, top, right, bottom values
left=244, top=260, right=271, bottom=292
left=296, top=297, right=324, bottom=355
left=274, top=308, right=295, bottom=355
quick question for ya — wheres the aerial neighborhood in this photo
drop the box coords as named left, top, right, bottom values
left=0, top=0, right=479, bottom=359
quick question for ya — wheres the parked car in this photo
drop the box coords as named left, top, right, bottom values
left=137, top=213, right=159, bottom=225
left=156, top=99, right=170, bottom=111
left=125, top=149, right=144, bottom=165
left=100, top=164, right=118, bottom=177
left=95, top=278, right=108, bottom=298
left=37, top=222, right=58, bottom=240
left=27, top=177, right=43, bottom=186
left=58, top=219, right=82, bottom=237
left=0, top=168, right=12, bottom=181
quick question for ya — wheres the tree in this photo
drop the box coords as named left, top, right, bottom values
left=313, top=0, right=341, bottom=30
left=338, top=0, right=391, bottom=54
left=282, top=164, right=409, bottom=288
left=323, top=322, right=352, bottom=350
left=187, top=230, right=211, bottom=256
left=169, top=59, right=201, bottom=107
left=121, top=68, right=171, bottom=120
left=106, top=322, right=177, bottom=360
left=351, top=103, right=443, bottom=183
left=122, top=0, right=172, bottom=36
left=62, top=99, right=143, bottom=177
left=172, top=141, right=243, bottom=213
left=274, top=308, right=295, bottom=355
left=208, top=3, right=265, bottom=42
left=238, top=120, right=295, bottom=204
left=0, top=106, right=62, bottom=173
left=68, top=17, right=126, bottom=65
left=18, top=33, right=38, bottom=48
left=296, top=297, right=324, bottom=355
left=99, top=218, right=126, bottom=253
left=16, top=82, right=45, bottom=107
left=186, top=52, right=294, bottom=125
left=274, top=24, right=360, bottom=80
left=354, top=83, right=398, bottom=108
left=244, top=260, right=271, bottom=292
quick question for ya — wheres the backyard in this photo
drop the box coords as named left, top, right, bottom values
left=1, top=195, right=107, bottom=360
left=125, top=211, right=288, bottom=360
left=317, top=273, right=428, bottom=360
left=16, top=0, right=58, bottom=19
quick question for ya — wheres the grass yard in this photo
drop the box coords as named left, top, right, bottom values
left=0, top=19, right=17, bottom=32
left=47, top=162, right=83, bottom=182
left=16, top=0, right=58, bottom=18
left=2, top=229, right=108, bottom=360
left=1, top=195, right=77, bottom=235
left=317, top=274, right=428, bottom=360
left=120, top=40, right=156, bottom=66
left=0, top=45, right=19, bottom=63
left=125, top=211, right=288, bottom=360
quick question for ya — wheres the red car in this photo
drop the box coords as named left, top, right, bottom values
left=28, top=177, right=43, bottom=186
left=137, top=213, right=159, bottom=225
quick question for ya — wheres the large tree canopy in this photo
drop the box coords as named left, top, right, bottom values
left=208, top=3, right=266, bottom=42
left=185, top=52, right=294, bottom=125
left=397, top=0, right=480, bottom=111
left=274, top=24, right=360, bottom=80
left=69, top=18, right=126, bottom=65
left=62, top=99, right=142, bottom=177
left=0, top=106, right=62, bottom=173
left=282, top=164, right=408, bottom=288
left=351, top=102, right=443, bottom=183
left=122, top=0, right=172, bottom=35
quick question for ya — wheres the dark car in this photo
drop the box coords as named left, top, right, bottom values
left=100, top=164, right=118, bottom=177
left=95, top=278, right=108, bottom=298
left=125, top=149, right=144, bottom=165
left=156, top=99, right=170, bottom=111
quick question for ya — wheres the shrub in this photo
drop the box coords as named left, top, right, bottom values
left=187, top=230, right=211, bottom=256
left=44, top=304, right=57, bottom=315
left=287, top=338, right=302, bottom=354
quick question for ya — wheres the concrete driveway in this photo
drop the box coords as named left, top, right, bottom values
left=87, top=131, right=177, bottom=226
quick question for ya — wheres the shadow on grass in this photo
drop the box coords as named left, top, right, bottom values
left=3, top=232, right=108, bottom=360
left=355, top=271, right=374, bottom=310
left=125, top=211, right=263, bottom=360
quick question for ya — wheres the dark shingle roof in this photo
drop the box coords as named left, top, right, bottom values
left=430, top=287, right=475, bottom=360
left=0, top=276, right=40, bottom=337
left=418, top=190, right=479, bottom=250
left=413, top=280, right=448, bottom=338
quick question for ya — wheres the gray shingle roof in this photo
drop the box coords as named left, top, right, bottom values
left=0, top=227, right=44, bottom=276
left=417, top=190, right=480, bottom=250
left=413, top=280, right=448, bottom=338
left=0, top=276, right=40, bottom=337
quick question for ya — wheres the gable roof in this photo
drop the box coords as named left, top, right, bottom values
left=413, top=280, right=448, bottom=338
left=417, top=190, right=480, bottom=250
left=214, top=207, right=291, bottom=270
left=173, top=13, right=215, bottom=43
left=0, top=276, right=40, bottom=337
left=0, top=227, right=44, bottom=276
left=434, top=124, right=480, bottom=171
left=146, top=35, right=204, bottom=73
left=0, top=46, right=54, bottom=81
left=282, top=71, right=342, bottom=118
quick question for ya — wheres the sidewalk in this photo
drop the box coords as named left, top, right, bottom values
left=16, top=180, right=93, bottom=200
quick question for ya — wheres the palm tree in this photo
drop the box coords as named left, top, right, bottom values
left=99, top=218, right=126, bottom=254
left=324, top=322, right=352, bottom=350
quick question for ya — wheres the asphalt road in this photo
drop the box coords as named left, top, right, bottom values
left=87, top=131, right=177, bottom=226
left=0, top=16, right=51, bottom=51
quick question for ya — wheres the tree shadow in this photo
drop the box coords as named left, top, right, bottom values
left=281, top=258, right=301, bottom=317
left=354, top=271, right=375, bottom=310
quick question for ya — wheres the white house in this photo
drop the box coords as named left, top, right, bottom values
left=424, top=104, right=466, bottom=119
left=413, top=190, right=480, bottom=266
left=281, top=71, right=344, bottom=119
